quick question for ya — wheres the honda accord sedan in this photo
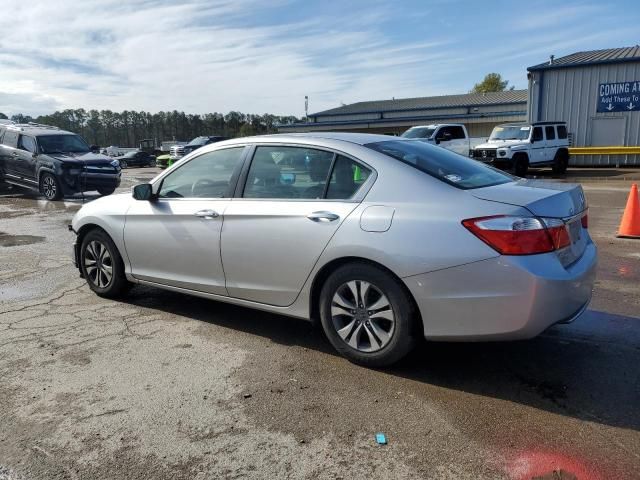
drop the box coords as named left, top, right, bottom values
left=70, top=133, right=596, bottom=367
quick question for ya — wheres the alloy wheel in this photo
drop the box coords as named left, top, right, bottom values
left=83, top=240, right=113, bottom=288
left=331, top=280, right=395, bottom=352
left=42, top=175, right=57, bottom=199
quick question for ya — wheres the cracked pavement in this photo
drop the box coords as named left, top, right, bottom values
left=1, top=168, right=639, bottom=479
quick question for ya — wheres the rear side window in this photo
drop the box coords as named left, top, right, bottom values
left=326, top=155, right=371, bottom=199
left=2, top=130, right=19, bottom=148
left=557, top=125, right=568, bottom=139
left=545, top=126, right=556, bottom=140
left=365, top=140, right=511, bottom=190
left=243, top=146, right=334, bottom=199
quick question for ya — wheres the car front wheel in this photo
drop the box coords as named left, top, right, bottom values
left=97, top=187, right=116, bottom=196
left=319, top=263, right=417, bottom=367
left=80, top=229, right=129, bottom=298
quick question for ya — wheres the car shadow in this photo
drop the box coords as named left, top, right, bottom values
left=123, top=285, right=640, bottom=433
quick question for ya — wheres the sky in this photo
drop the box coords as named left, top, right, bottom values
left=0, top=0, right=639, bottom=118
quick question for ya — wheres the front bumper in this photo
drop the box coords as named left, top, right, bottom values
left=60, top=172, right=121, bottom=195
left=403, top=240, right=597, bottom=341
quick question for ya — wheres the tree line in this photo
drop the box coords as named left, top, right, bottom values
left=0, top=110, right=301, bottom=147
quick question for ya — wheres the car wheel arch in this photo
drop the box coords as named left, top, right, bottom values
left=76, top=224, right=125, bottom=264
left=308, top=256, right=423, bottom=334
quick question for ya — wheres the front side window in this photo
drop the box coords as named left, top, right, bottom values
left=243, top=146, right=334, bottom=199
left=158, top=147, right=244, bottom=198
left=37, top=134, right=90, bottom=153
left=19, top=135, right=37, bottom=153
left=365, top=140, right=511, bottom=190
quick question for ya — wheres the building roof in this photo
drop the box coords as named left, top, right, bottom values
left=528, top=46, right=640, bottom=72
left=311, top=89, right=528, bottom=117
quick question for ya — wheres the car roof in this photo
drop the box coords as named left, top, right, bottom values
left=3, top=123, right=75, bottom=136
left=233, top=132, right=399, bottom=146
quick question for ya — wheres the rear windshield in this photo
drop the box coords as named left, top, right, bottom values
left=365, top=140, right=513, bottom=190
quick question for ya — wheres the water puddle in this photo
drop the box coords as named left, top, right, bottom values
left=0, top=232, right=45, bottom=247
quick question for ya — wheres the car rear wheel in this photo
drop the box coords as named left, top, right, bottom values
left=319, top=263, right=417, bottom=367
left=119, top=160, right=128, bottom=168
left=40, top=172, right=63, bottom=200
left=552, top=150, right=569, bottom=174
left=80, top=229, right=129, bottom=298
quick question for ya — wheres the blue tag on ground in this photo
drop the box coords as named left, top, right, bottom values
left=375, top=433, right=387, bottom=445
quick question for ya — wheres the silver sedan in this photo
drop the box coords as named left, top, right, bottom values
left=71, top=133, right=597, bottom=366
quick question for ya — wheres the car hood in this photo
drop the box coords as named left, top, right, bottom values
left=474, top=140, right=528, bottom=149
left=50, top=152, right=115, bottom=165
left=471, top=179, right=587, bottom=218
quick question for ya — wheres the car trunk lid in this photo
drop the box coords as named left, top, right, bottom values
left=470, top=179, right=588, bottom=266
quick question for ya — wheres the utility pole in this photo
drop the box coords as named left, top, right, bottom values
left=305, top=96, right=309, bottom=122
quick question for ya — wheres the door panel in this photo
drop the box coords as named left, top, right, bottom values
left=221, top=200, right=357, bottom=306
left=124, top=199, right=230, bottom=294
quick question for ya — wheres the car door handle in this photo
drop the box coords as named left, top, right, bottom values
left=307, top=211, right=339, bottom=222
left=194, top=209, right=219, bottom=219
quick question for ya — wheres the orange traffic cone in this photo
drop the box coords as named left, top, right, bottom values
left=617, top=183, right=640, bottom=238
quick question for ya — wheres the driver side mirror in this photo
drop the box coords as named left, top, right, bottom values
left=132, top=183, right=155, bottom=201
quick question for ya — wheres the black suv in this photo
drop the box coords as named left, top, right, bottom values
left=0, top=123, right=121, bottom=200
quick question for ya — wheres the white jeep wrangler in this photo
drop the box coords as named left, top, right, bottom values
left=471, top=122, right=570, bottom=177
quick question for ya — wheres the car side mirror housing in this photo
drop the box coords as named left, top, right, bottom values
left=132, top=183, right=154, bottom=201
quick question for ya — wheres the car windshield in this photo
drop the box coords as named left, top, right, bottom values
left=401, top=127, right=436, bottom=139
left=489, top=125, right=531, bottom=141
left=365, top=140, right=513, bottom=190
left=187, top=137, right=209, bottom=146
left=37, top=134, right=90, bottom=153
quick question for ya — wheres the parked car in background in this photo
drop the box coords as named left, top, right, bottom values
left=0, top=123, right=120, bottom=200
left=71, top=132, right=595, bottom=367
left=118, top=150, right=156, bottom=168
left=471, top=121, right=570, bottom=177
left=401, top=124, right=485, bottom=156
left=170, top=135, right=229, bottom=162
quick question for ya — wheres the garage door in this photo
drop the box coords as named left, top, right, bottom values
left=590, top=117, right=626, bottom=146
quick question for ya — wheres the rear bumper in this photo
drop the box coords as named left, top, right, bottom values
left=403, top=240, right=597, bottom=341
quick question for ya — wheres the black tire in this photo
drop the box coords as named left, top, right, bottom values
left=319, top=262, right=417, bottom=367
left=80, top=229, right=130, bottom=298
left=552, top=150, right=569, bottom=174
left=98, top=187, right=116, bottom=196
left=39, top=172, right=63, bottom=200
left=119, top=160, right=128, bottom=168
left=513, top=154, right=529, bottom=177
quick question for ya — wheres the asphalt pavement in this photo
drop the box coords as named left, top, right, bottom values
left=0, top=166, right=639, bottom=479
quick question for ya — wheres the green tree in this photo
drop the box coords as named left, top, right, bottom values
left=0, top=112, right=8, bottom=119
left=470, top=73, right=515, bottom=94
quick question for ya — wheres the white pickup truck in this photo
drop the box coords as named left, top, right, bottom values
left=470, top=121, right=570, bottom=177
left=400, top=124, right=485, bottom=156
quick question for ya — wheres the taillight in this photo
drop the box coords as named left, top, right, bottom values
left=581, top=212, right=588, bottom=229
left=462, top=215, right=571, bottom=255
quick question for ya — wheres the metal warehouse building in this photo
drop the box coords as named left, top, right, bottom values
left=279, top=90, right=527, bottom=137
left=528, top=46, right=640, bottom=166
